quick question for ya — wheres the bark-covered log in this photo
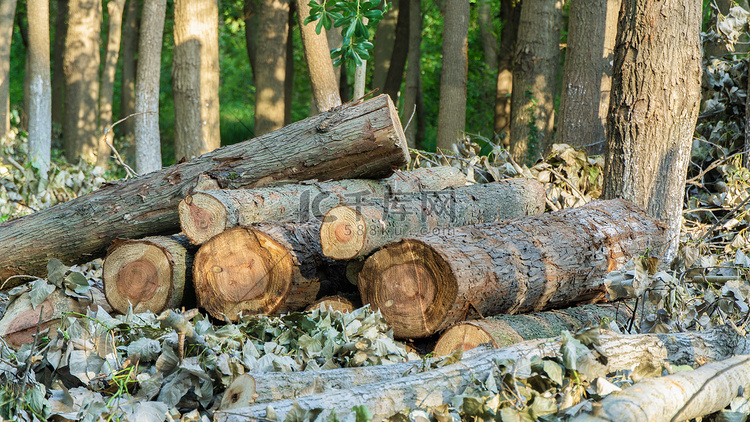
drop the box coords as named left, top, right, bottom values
left=216, top=325, right=742, bottom=420
left=193, top=223, right=340, bottom=320
left=358, top=199, right=666, bottom=338
left=0, top=95, right=408, bottom=284
left=433, top=303, right=635, bottom=355
left=575, top=355, right=750, bottom=422
left=102, top=235, right=195, bottom=314
left=320, top=178, right=546, bottom=260
left=179, top=166, right=465, bottom=245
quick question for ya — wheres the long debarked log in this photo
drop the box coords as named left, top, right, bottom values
left=179, top=166, right=466, bottom=245
left=193, top=223, right=339, bottom=320
left=358, top=199, right=667, bottom=338
left=433, top=303, right=635, bottom=355
left=320, top=178, right=546, bottom=260
left=0, top=95, right=408, bottom=283
left=216, top=325, right=744, bottom=419
left=102, top=235, right=196, bottom=314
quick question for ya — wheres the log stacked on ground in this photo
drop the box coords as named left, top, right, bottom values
left=0, top=94, right=408, bottom=284
left=433, top=303, right=635, bottom=355
left=179, top=166, right=466, bottom=245
left=320, top=178, right=546, bottom=260
left=358, top=199, right=666, bottom=339
left=102, top=235, right=195, bottom=314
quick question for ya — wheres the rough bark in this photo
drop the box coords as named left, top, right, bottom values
left=243, top=0, right=259, bottom=83
left=296, top=0, right=341, bottom=112
left=119, top=0, right=138, bottom=137
left=557, top=0, right=619, bottom=156
left=358, top=199, right=666, bottom=339
left=383, top=0, right=409, bottom=104
left=493, top=0, right=519, bottom=139
left=98, top=0, right=126, bottom=167
left=435, top=0, right=469, bottom=151
left=321, top=178, right=546, bottom=260
left=603, top=0, right=702, bottom=260
left=0, top=0, right=16, bottom=137
left=401, top=0, right=421, bottom=147
left=0, top=95, right=409, bottom=283
left=63, top=0, right=101, bottom=164
left=134, top=0, right=166, bottom=174
left=477, top=0, right=498, bottom=74
left=217, top=326, right=743, bottom=421
left=51, top=0, right=66, bottom=133
left=27, top=0, right=52, bottom=176
left=103, top=235, right=195, bottom=314
left=509, top=0, right=562, bottom=164
left=575, top=355, right=750, bottom=422
left=179, top=166, right=465, bottom=245
left=434, top=303, right=634, bottom=355
left=372, top=0, right=398, bottom=93
left=254, top=0, right=289, bottom=135
left=173, top=0, right=221, bottom=162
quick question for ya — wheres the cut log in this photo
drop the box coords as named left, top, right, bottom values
left=102, top=235, right=195, bottom=314
left=320, top=178, right=546, bottom=260
left=358, top=199, right=667, bottom=338
left=0, top=95, right=408, bottom=284
left=179, top=166, right=466, bottom=245
left=216, top=325, right=742, bottom=420
left=575, top=355, right=750, bottom=422
left=193, top=223, right=340, bottom=320
left=305, top=295, right=358, bottom=313
left=433, top=303, right=635, bottom=355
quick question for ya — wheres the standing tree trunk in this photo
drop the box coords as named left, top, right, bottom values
left=0, top=0, right=16, bottom=138
left=27, top=0, right=51, bottom=176
left=244, top=0, right=259, bottom=83
left=63, top=0, right=102, bottom=165
left=134, top=0, right=166, bottom=174
left=173, top=0, right=221, bottom=162
left=295, top=0, right=341, bottom=112
left=284, top=4, right=295, bottom=124
left=435, top=0, right=469, bottom=151
left=509, top=0, right=562, bottom=164
left=99, top=0, right=126, bottom=168
left=477, top=0, right=497, bottom=74
left=51, top=0, right=66, bottom=135
left=119, top=0, right=138, bottom=137
left=383, top=0, right=409, bottom=104
left=557, top=0, right=620, bottom=156
left=493, top=0, right=519, bottom=139
left=603, top=0, right=702, bottom=260
left=372, top=0, right=398, bottom=93
left=254, top=0, right=289, bottom=136
left=401, top=0, right=421, bottom=147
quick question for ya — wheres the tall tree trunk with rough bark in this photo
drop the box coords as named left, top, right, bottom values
left=383, top=0, right=409, bottom=104
left=119, top=0, right=138, bottom=137
left=134, top=0, right=166, bottom=174
left=99, top=0, right=126, bottom=167
left=494, top=0, right=518, bottom=140
left=51, top=0, right=66, bottom=135
left=372, top=0, right=398, bottom=93
left=509, top=0, right=562, bottom=164
left=401, top=0, right=421, bottom=147
left=63, top=0, right=102, bottom=164
left=435, top=0, right=469, bottom=151
left=254, top=0, right=289, bottom=135
left=557, top=0, right=619, bottom=156
left=27, top=0, right=51, bottom=176
left=244, top=0, right=258, bottom=83
left=295, top=0, right=341, bottom=112
left=0, top=0, right=16, bottom=138
left=603, top=0, right=702, bottom=260
left=172, top=0, right=221, bottom=162
left=477, top=0, right=497, bottom=74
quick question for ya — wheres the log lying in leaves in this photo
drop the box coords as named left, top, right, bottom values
left=358, top=199, right=666, bottom=338
left=0, top=95, right=408, bottom=284
left=179, top=166, right=466, bottom=245
left=575, top=355, right=750, bottom=422
left=305, top=295, right=357, bottom=313
left=193, top=223, right=341, bottom=320
left=320, top=179, right=546, bottom=260
left=433, top=303, right=635, bottom=355
left=217, top=325, right=741, bottom=420
left=102, top=235, right=195, bottom=314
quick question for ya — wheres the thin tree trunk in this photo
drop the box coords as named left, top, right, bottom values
left=119, top=0, right=138, bottom=137
left=352, top=16, right=368, bottom=100
left=0, top=0, right=16, bottom=138
left=51, top=0, right=66, bottom=135
left=401, top=0, right=420, bottom=147
left=27, top=0, right=51, bottom=176
left=435, top=0, right=469, bottom=151
left=493, top=0, right=518, bottom=139
left=603, top=0, right=702, bottom=260
left=134, top=0, right=166, bottom=174
left=295, top=0, right=341, bottom=112
left=509, top=0, right=562, bottom=164
left=557, top=0, right=619, bottom=156
left=244, top=0, right=259, bottom=83
left=372, top=0, right=398, bottom=93
left=284, top=3, right=295, bottom=125
left=383, top=0, right=409, bottom=104
left=99, top=0, right=126, bottom=167
left=254, top=0, right=289, bottom=135
left=477, top=0, right=497, bottom=74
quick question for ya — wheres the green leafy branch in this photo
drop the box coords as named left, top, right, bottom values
left=304, top=0, right=390, bottom=67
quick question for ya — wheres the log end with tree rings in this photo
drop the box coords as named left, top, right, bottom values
left=193, top=227, right=294, bottom=321
left=103, top=241, right=182, bottom=314
left=433, top=320, right=516, bottom=356
left=357, top=239, right=457, bottom=339
left=179, top=192, right=228, bottom=245
left=320, top=206, right=367, bottom=260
